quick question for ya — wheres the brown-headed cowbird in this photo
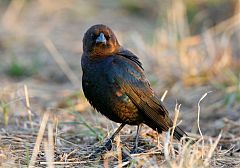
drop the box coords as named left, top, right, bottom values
left=81, top=24, right=187, bottom=153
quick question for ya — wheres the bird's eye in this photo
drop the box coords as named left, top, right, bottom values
left=105, top=34, right=111, bottom=40
left=90, top=33, right=96, bottom=39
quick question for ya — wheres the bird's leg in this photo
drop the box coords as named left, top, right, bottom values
left=90, top=123, right=126, bottom=159
left=104, top=123, right=126, bottom=150
left=131, top=124, right=142, bottom=154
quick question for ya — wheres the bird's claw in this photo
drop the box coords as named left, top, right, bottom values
left=89, top=139, right=113, bottom=159
left=130, top=147, right=144, bottom=154
left=104, top=139, right=113, bottom=151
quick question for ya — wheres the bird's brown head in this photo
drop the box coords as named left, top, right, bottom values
left=83, top=24, right=120, bottom=58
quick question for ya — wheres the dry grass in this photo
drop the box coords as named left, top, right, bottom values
left=0, top=0, right=240, bottom=167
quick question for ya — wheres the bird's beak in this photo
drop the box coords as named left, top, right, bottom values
left=96, top=33, right=106, bottom=45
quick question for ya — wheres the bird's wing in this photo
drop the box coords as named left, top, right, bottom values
left=118, top=48, right=143, bottom=70
left=108, top=55, right=173, bottom=131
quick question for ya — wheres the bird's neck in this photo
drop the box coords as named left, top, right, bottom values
left=88, top=46, right=121, bottom=60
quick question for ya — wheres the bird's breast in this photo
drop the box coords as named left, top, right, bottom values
left=81, top=58, right=143, bottom=125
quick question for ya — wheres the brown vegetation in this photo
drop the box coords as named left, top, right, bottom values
left=0, top=0, right=240, bottom=167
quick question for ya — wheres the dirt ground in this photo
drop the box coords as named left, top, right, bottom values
left=0, top=1, right=240, bottom=167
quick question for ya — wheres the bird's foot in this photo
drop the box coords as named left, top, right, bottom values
left=102, top=139, right=113, bottom=151
left=89, top=139, right=113, bottom=159
left=130, top=147, right=144, bottom=154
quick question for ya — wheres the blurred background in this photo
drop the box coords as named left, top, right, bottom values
left=0, top=0, right=240, bottom=166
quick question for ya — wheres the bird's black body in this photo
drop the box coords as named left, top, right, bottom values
left=81, top=24, right=187, bottom=143
left=82, top=49, right=145, bottom=125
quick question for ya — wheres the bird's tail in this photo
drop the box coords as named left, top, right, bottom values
left=172, top=126, right=188, bottom=141
left=145, top=118, right=188, bottom=141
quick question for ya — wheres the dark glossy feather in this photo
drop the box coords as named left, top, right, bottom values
left=108, top=53, right=187, bottom=139
left=81, top=24, right=188, bottom=141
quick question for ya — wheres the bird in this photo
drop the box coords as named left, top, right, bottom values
left=81, top=24, right=188, bottom=154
